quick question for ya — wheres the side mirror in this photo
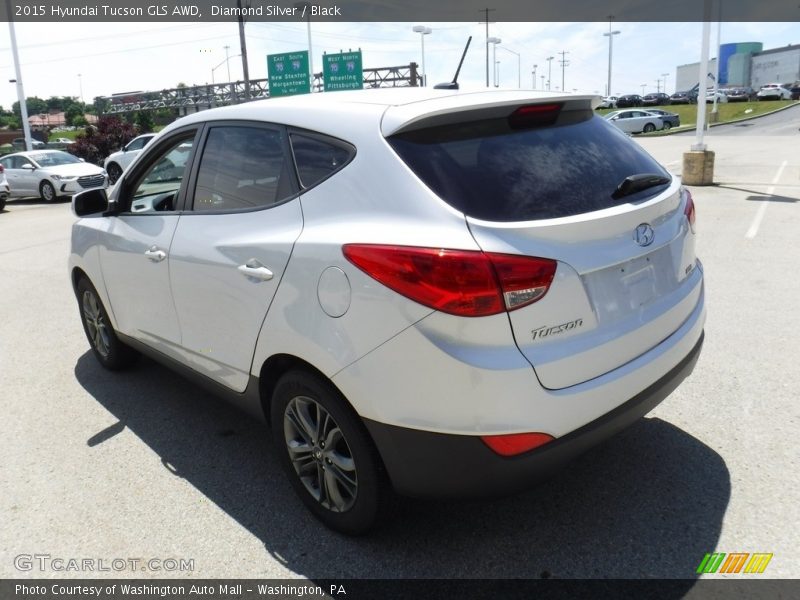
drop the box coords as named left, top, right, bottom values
left=21, top=164, right=35, bottom=170
left=72, top=188, right=110, bottom=217
left=79, top=157, right=85, bottom=162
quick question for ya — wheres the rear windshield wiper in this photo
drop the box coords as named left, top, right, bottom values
left=612, top=173, right=671, bottom=200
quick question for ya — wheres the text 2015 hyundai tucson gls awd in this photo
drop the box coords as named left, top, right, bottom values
left=70, top=89, right=705, bottom=534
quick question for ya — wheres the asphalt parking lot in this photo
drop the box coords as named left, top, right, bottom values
left=1, top=109, right=798, bottom=582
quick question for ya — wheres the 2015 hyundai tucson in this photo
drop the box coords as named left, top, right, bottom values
left=69, top=89, right=705, bottom=534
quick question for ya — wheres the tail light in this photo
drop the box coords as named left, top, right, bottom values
left=683, top=188, right=696, bottom=233
left=481, top=432, right=555, bottom=456
left=342, top=244, right=557, bottom=317
left=0, top=164, right=4, bottom=173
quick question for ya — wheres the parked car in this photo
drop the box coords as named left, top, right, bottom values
left=642, top=93, right=671, bottom=106
left=644, top=109, right=680, bottom=130
left=615, top=94, right=643, bottom=108
left=604, top=109, right=664, bottom=134
left=705, top=89, right=728, bottom=103
left=596, top=96, right=618, bottom=109
left=103, top=133, right=157, bottom=184
left=723, top=87, right=756, bottom=102
left=11, top=137, right=46, bottom=151
left=0, top=150, right=107, bottom=202
left=0, top=163, right=9, bottom=211
left=69, top=88, right=705, bottom=534
left=757, top=84, right=792, bottom=100
left=790, top=85, right=800, bottom=101
left=669, top=90, right=697, bottom=104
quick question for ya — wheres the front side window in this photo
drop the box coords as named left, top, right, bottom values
left=126, top=135, right=195, bottom=213
left=192, top=125, right=292, bottom=212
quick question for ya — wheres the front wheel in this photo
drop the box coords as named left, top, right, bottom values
left=107, top=162, right=123, bottom=185
left=271, top=370, right=382, bottom=535
left=77, top=278, right=139, bottom=370
left=40, top=180, right=57, bottom=203
left=643, top=123, right=656, bottom=133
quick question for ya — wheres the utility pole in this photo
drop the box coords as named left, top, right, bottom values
left=6, top=4, right=33, bottom=151
left=546, top=56, right=554, bottom=90
left=237, top=0, right=250, bottom=101
left=558, top=50, right=569, bottom=92
left=532, top=64, right=537, bottom=89
left=479, top=8, right=496, bottom=88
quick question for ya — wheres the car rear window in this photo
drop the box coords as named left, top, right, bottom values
left=387, top=110, right=670, bottom=222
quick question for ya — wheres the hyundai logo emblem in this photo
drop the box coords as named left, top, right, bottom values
left=634, top=223, right=655, bottom=247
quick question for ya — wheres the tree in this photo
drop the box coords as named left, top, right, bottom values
left=64, top=104, right=84, bottom=126
left=12, top=97, right=48, bottom=117
left=69, top=115, right=137, bottom=166
left=134, top=110, right=154, bottom=133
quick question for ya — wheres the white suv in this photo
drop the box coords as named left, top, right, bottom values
left=70, top=89, right=705, bottom=534
left=103, top=133, right=156, bottom=184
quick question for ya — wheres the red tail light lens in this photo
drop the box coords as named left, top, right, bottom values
left=683, top=188, right=696, bottom=233
left=0, top=164, right=4, bottom=173
left=481, top=432, right=555, bottom=456
left=342, top=244, right=556, bottom=317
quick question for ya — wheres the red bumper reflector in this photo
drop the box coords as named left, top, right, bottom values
left=481, top=432, right=555, bottom=456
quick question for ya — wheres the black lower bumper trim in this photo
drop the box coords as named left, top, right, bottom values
left=365, top=331, right=704, bottom=498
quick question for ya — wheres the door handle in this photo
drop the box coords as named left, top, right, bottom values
left=238, top=259, right=274, bottom=281
left=144, top=246, right=166, bottom=262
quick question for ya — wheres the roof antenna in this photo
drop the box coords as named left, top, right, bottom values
left=434, top=36, right=472, bottom=90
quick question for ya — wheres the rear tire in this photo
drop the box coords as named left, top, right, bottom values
left=643, top=123, right=656, bottom=133
left=662, top=121, right=672, bottom=130
left=271, top=370, right=382, bottom=535
left=77, top=277, right=139, bottom=370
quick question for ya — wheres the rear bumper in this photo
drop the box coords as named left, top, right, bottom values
left=365, top=331, right=704, bottom=498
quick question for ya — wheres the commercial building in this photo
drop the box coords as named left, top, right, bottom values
left=675, top=42, right=799, bottom=91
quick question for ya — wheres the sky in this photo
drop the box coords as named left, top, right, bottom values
left=1, top=21, right=798, bottom=111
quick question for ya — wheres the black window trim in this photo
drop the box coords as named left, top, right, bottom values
left=182, top=119, right=301, bottom=216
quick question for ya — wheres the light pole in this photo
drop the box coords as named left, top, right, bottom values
left=546, top=55, right=554, bottom=90
left=641, top=83, right=647, bottom=95
left=603, top=19, right=621, bottom=97
left=224, top=45, right=231, bottom=82
left=498, top=46, right=521, bottom=89
left=77, top=73, right=84, bottom=104
left=294, top=2, right=314, bottom=91
left=541, top=75, right=545, bottom=89
left=212, top=53, right=242, bottom=83
left=661, top=73, right=669, bottom=95
left=488, top=37, right=501, bottom=88
left=532, top=64, right=537, bottom=89
left=412, top=25, right=432, bottom=87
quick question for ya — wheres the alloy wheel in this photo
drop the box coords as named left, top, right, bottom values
left=82, top=290, right=111, bottom=358
left=283, top=395, right=358, bottom=512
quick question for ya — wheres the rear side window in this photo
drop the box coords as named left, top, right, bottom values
left=192, top=125, right=294, bottom=212
left=290, top=133, right=354, bottom=189
left=388, top=111, right=670, bottom=222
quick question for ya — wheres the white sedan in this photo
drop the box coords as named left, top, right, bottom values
left=0, top=150, right=107, bottom=202
left=757, top=84, right=792, bottom=100
left=604, top=109, right=664, bottom=134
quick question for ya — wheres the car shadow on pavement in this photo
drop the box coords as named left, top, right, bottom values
left=715, top=185, right=799, bottom=203
left=75, top=352, right=729, bottom=586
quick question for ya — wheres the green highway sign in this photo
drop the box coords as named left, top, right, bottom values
left=267, top=51, right=310, bottom=97
left=322, top=51, right=364, bottom=92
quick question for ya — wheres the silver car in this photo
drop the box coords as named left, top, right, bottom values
left=70, top=89, right=705, bottom=534
left=0, top=150, right=107, bottom=202
left=0, top=163, right=9, bottom=211
left=604, top=109, right=664, bottom=134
